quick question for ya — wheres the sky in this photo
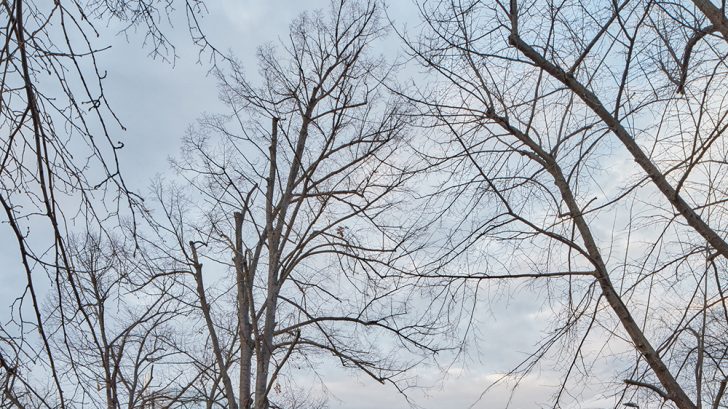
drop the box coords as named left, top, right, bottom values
left=98, top=2, right=555, bottom=407
left=0, top=1, right=629, bottom=408
left=104, top=0, right=423, bottom=185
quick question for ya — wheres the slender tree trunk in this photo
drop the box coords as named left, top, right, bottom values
left=235, top=212, right=253, bottom=409
left=254, top=118, right=281, bottom=409
left=190, top=242, right=239, bottom=409
left=490, top=111, right=698, bottom=409
left=548, top=163, right=697, bottom=409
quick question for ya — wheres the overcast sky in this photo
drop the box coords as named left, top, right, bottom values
left=102, top=2, right=555, bottom=407
left=0, top=1, right=624, bottom=408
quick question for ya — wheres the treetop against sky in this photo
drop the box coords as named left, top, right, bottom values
left=1, top=1, right=727, bottom=409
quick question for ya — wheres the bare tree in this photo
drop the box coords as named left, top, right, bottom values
left=56, top=233, right=202, bottom=409
left=144, top=1, right=441, bottom=408
left=1, top=230, right=209, bottom=408
left=0, top=0, right=214, bottom=406
left=400, top=0, right=728, bottom=408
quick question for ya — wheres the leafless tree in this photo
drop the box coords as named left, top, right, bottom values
left=143, top=1, right=442, bottom=408
left=1, top=230, right=209, bottom=408
left=400, top=0, right=728, bottom=408
left=0, top=0, right=215, bottom=406
left=54, top=233, right=202, bottom=409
